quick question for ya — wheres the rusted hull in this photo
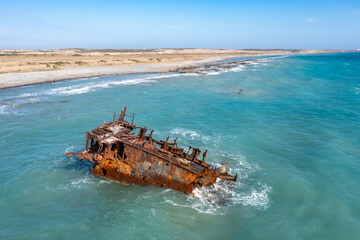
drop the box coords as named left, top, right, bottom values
left=67, top=107, right=236, bottom=194
left=90, top=145, right=205, bottom=193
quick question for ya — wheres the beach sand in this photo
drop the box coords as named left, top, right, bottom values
left=0, top=48, right=351, bottom=89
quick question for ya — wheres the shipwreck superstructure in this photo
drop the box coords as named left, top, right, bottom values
left=67, top=107, right=236, bottom=194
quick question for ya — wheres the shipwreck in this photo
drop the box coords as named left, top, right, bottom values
left=67, top=107, right=237, bottom=194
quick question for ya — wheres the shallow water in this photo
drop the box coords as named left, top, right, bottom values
left=1, top=53, right=359, bottom=239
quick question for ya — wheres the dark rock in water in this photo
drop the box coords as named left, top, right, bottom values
left=173, top=59, right=256, bottom=75
left=236, top=89, right=244, bottom=94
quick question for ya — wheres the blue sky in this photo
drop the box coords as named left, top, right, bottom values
left=0, top=0, right=359, bottom=49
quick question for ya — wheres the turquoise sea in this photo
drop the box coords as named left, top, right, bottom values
left=0, top=53, right=359, bottom=239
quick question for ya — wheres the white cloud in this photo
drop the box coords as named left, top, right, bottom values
left=305, top=18, right=316, bottom=22
left=171, top=25, right=179, bottom=29
left=0, top=28, right=7, bottom=33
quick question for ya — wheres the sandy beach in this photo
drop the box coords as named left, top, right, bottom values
left=0, top=48, right=351, bottom=89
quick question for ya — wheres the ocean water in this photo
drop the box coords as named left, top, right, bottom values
left=0, top=53, right=359, bottom=240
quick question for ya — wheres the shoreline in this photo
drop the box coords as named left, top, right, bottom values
left=0, top=56, right=230, bottom=90
left=0, top=50, right=355, bottom=90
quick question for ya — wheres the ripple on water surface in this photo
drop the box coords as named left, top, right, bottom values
left=1, top=53, right=360, bottom=239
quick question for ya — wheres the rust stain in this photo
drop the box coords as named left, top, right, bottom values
left=67, top=106, right=237, bottom=194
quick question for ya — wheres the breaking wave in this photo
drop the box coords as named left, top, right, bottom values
left=0, top=92, right=44, bottom=115
left=161, top=128, right=270, bottom=215
left=0, top=105, right=9, bottom=115
left=194, top=55, right=290, bottom=76
left=163, top=154, right=271, bottom=215
left=187, top=152, right=270, bottom=215
left=188, top=180, right=271, bottom=215
left=46, top=73, right=181, bottom=96
left=0, top=73, right=185, bottom=115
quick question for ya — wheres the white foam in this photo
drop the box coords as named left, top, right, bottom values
left=45, top=175, right=96, bottom=191
left=45, top=74, right=181, bottom=96
left=197, top=56, right=288, bottom=76
left=65, top=145, right=79, bottom=153
left=201, top=64, right=246, bottom=75
left=46, top=80, right=116, bottom=95
left=170, top=128, right=200, bottom=139
left=257, top=55, right=290, bottom=63
left=184, top=73, right=203, bottom=77
left=232, top=185, right=271, bottom=207
left=229, top=65, right=246, bottom=72
left=164, top=178, right=271, bottom=215
left=355, top=86, right=360, bottom=95
left=10, top=93, right=42, bottom=102
left=70, top=177, right=91, bottom=187
left=0, top=105, right=9, bottom=115
left=161, top=147, right=270, bottom=215
left=144, top=73, right=182, bottom=80
left=206, top=71, right=221, bottom=75
left=169, top=128, right=211, bottom=142
left=0, top=92, right=43, bottom=114
left=17, top=93, right=38, bottom=98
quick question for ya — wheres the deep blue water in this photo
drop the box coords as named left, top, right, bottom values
left=0, top=53, right=359, bottom=239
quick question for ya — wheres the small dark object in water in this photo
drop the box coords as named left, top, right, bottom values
left=236, top=89, right=244, bottom=94
left=67, top=107, right=237, bottom=194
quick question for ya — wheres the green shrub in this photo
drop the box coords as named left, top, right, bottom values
left=75, top=61, right=87, bottom=65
